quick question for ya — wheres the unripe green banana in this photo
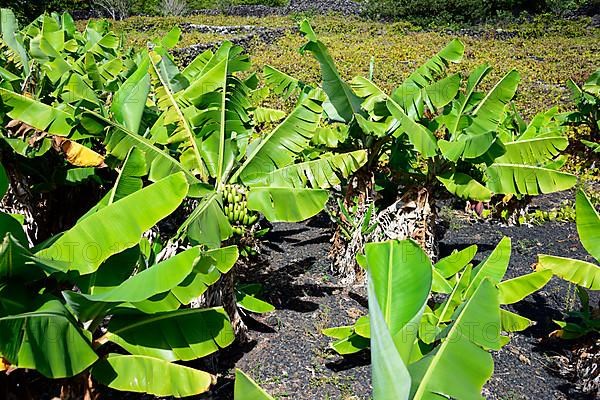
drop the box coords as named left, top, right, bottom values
left=242, top=213, right=249, bottom=226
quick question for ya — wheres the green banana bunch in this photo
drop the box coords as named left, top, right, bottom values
left=222, top=184, right=259, bottom=236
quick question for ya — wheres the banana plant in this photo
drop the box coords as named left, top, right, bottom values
left=284, top=20, right=576, bottom=276
left=324, top=237, right=553, bottom=355
left=0, top=9, right=144, bottom=242
left=564, top=67, right=600, bottom=141
left=0, top=172, right=237, bottom=398
left=364, top=240, right=502, bottom=399
left=536, top=189, right=600, bottom=338
left=81, top=28, right=366, bottom=336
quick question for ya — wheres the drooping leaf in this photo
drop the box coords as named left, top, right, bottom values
left=0, top=299, right=98, bottom=378
left=247, top=187, right=328, bottom=223
left=437, top=172, right=491, bottom=202
left=92, top=354, right=213, bottom=398
left=485, top=164, right=577, bottom=195
left=537, top=255, right=600, bottom=290
left=53, top=137, right=105, bottom=167
left=248, top=150, right=367, bottom=189
left=576, top=189, right=600, bottom=262
left=66, top=247, right=202, bottom=305
left=106, top=307, right=234, bottom=361
left=0, top=88, right=73, bottom=136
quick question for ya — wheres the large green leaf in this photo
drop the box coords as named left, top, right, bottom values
left=111, top=56, right=150, bottom=134
left=263, top=65, right=308, bottom=98
left=465, top=236, right=511, bottom=298
left=0, top=88, right=73, bottom=135
left=537, top=255, right=600, bottom=290
left=409, top=279, right=501, bottom=399
left=185, top=192, right=232, bottom=248
left=0, top=299, right=98, bottom=378
left=437, top=172, right=491, bottom=202
left=495, top=137, right=569, bottom=165
left=0, top=9, right=29, bottom=74
left=434, top=245, right=477, bottom=278
left=392, top=39, right=464, bottom=119
left=37, top=173, right=188, bottom=274
left=368, top=277, right=411, bottom=400
left=387, top=99, right=438, bottom=157
left=66, top=247, right=202, bottom=305
left=248, top=150, right=367, bottom=189
left=234, top=89, right=325, bottom=185
left=0, top=212, right=27, bottom=246
left=485, top=164, right=577, bottom=195
left=576, top=189, right=600, bottom=262
left=500, top=309, right=533, bottom=332
left=439, top=63, right=492, bottom=135
left=106, top=307, right=234, bottom=361
left=350, top=75, right=388, bottom=113
left=466, top=70, right=520, bottom=136
left=149, top=50, right=208, bottom=181
left=0, top=234, right=53, bottom=283
left=498, top=270, right=552, bottom=304
left=141, top=246, right=238, bottom=311
left=247, top=187, right=328, bottom=223
left=299, top=20, right=362, bottom=123
left=363, top=240, right=432, bottom=362
left=99, top=112, right=204, bottom=196
left=234, top=369, right=274, bottom=400
left=92, top=354, right=213, bottom=397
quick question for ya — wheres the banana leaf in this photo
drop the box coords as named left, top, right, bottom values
left=37, top=173, right=188, bottom=274
left=0, top=298, right=98, bottom=378
left=106, top=307, right=234, bottom=361
left=92, top=354, right=213, bottom=397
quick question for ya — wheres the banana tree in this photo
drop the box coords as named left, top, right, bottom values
left=536, top=189, right=600, bottom=338
left=81, top=28, right=368, bottom=337
left=564, top=67, right=600, bottom=142
left=0, top=172, right=237, bottom=398
left=324, top=237, right=553, bottom=355
left=288, top=20, right=576, bottom=279
left=0, top=9, right=141, bottom=241
left=348, top=238, right=552, bottom=399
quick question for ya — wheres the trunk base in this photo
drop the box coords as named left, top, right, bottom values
left=330, top=170, right=375, bottom=283
left=334, top=187, right=438, bottom=284
left=192, top=263, right=249, bottom=343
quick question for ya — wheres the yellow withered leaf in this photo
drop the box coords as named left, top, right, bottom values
left=53, top=137, right=106, bottom=167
